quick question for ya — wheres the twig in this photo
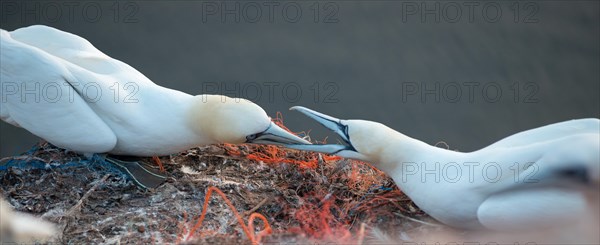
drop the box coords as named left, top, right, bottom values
left=393, top=212, right=441, bottom=227
left=227, top=196, right=269, bottom=226
left=245, top=197, right=269, bottom=216
left=193, top=176, right=247, bottom=187
left=64, top=174, right=110, bottom=217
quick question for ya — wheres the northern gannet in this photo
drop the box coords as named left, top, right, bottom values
left=0, top=25, right=310, bottom=188
left=285, top=106, right=599, bottom=231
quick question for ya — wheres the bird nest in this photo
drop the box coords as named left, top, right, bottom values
left=0, top=123, right=446, bottom=244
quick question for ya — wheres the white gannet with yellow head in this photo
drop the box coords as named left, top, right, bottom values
left=286, top=106, right=599, bottom=233
left=0, top=25, right=309, bottom=188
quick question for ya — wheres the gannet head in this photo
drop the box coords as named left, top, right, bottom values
left=283, top=106, right=398, bottom=163
left=191, top=95, right=311, bottom=146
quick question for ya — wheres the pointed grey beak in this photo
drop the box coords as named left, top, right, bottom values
left=290, top=106, right=351, bottom=143
left=283, top=106, right=355, bottom=154
left=246, top=121, right=311, bottom=145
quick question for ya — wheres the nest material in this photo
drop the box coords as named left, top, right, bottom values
left=0, top=142, right=444, bottom=244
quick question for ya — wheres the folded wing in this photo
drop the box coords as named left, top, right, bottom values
left=0, top=29, right=117, bottom=153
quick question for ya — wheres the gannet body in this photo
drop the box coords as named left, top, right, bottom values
left=0, top=25, right=309, bottom=187
left=0, top=25, right=308, bottom=155
left=286, top=107, right=599, bottom=231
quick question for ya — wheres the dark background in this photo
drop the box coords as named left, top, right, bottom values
left=1, top=1, right=598, bottom=157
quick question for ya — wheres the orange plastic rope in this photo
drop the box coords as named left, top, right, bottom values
left=185, top=186, right=272, bottom=245
left=152, top=156, right=166, bottom=173
left=223, top=112, right=342, bottom=169
left=292, top=194, right=354, bottom=242
left=248, top=212, right=273, bottom=243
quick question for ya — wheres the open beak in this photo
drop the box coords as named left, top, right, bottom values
left=282, top=106, right=355, bottom=154
left=246, top=121, right=311, bottom=145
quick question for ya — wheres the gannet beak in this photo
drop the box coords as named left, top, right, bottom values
left=283, top=106, right=356, bottom=154
left=246, top=121, right=312, bottom=145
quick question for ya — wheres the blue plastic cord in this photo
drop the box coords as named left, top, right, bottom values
left=0, top=152, right=118, bottom=174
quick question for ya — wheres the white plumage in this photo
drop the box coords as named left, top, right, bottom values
left=287, top=106, right=599, bottom=231
left=0, top=25, right=309, bottom=157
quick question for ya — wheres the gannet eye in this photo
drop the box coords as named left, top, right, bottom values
left=246, top=134, right=259, bottom=141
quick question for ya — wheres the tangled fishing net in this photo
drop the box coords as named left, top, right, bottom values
left=0, top=113, right=442, bottom=244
